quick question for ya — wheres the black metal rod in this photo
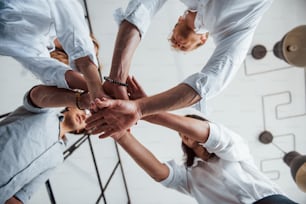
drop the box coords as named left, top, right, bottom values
left=82, top=0, right=103, bottom=78
left=87, top=136, right=107, bottom=204
left=0, top=112, right=11, bottom=119
left=45, top=180, right=56, bottom=204
left=63, top=134, right=88, bottom=160
left=104, top=161, right=120, bottom=190
left=115, top=142, right=131, bottom=203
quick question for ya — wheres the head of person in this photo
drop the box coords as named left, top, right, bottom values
left=169, top=10, right=208, bottom=52
left=60, top=107, right=91, bottom=135
left=50, top=33, right=100, bottom=65
left=180, top=114, right=214, bottom=167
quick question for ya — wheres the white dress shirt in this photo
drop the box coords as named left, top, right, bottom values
left=114, top=0, right=272, bottom=112
left=0, top=93, right=65, bottom=203
left=160, top=122, right=284, bottom=204
left=0, top=0, right=97, bottom=89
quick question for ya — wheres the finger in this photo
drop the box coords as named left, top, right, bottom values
left=86, top=119, right=106, bottom=132
left=98, top=134, right=109, bottom=139
left=132, top=76, right=146, bottom=95
left=88, top=123, right=111, bottom=135
left=127, top=76, right=136, bottom=94
left=90, top=101, right=98, bottom=113
left=126, top=75, right=133, bottom=84
left=85, top=111, right=105, bottom=124
left=98, top=128, right=114, bottom=139
left=94, top=97, right=112, bottom=109
left=98, top=128, right=118, bottom=138
left=87, top=118, right=108, bottom=131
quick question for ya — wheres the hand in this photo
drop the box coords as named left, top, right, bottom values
left=77, top=91, right=91, bottom=110
left=127, top=76, right=147, bottom=100
left=5, top=196, right=22, bottom=204
left=85, top=98, right=141, bottom=138
left=103, top=81, right=129, bottom=100
left=74, top=56, right=109, bottom=107
left=88, top=84, right=108, bottom=101
left=88, top=84, right=111, bottom=112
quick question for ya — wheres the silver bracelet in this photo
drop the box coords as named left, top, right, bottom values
left=103, top=76, right=128, bottom=87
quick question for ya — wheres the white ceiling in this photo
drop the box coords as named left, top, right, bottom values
left=0, top=0, right=305, bottom=203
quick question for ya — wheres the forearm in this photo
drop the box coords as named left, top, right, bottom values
left=138, top=83, right=201, bottom=117
left=5, top=197, right=22, bottom=204
left=117, top=132, right=169, bottom=182
left=29, top=85, right=77, bottom=108
left=65, top=70, right=88, bottom=91
left=109, top=20, right=141, bottom=81
left=74, top=56, right=103, bottom=99
left=144, top=112, right=209, bottom=143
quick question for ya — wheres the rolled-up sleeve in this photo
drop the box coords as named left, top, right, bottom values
left=183, top=24, right=256, bottom=113
left=48, top=0, right=98, bottom=69
left=113, top=0, right=167, bottom=37
left=23, top=90, right=49, bottom=113
left=201, top=122, right=251, bottom=162
left=159, top=160, right=189, bottom=194
left=14, top=169, right=55, bottom=204
left=15, top=56, right=70, bottom=89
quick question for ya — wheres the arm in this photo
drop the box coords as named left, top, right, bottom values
left=183, top=15, right=266, bottom=113
left=103, top=0, right=167, bottom=99
left=29, top=85, right=90, bottom=109
left=128, top=76, right=209, bottom=143
left=14, top=57, right=84, bottom=90
left=116, top=132, right=169, bottom=182
left=74, top=56, right=105, bottom=101
left=49, top=0, right=105, bottom=100
left=143, top=112, right=209, bottom=144
left=13, top=169, right=56, bottom=204
left=86, top=83, right=201, bottom=137
left=64, top=70, right=88, bottom=91
left=103, top=20, right=141, bottom=99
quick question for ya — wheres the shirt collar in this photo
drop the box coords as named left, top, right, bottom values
left=181, top=0, right=210, bottom=34
left=191, top=157, right=204, bottom=168
left=58, top=113, right=64, bottom=122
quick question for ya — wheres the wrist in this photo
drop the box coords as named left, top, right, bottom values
left=109, top=66, right=128, bottom=81
left=142, top=114, right=155, bottom=122
left=135, top=99, right=144, bottom=119
left=75, top=91, right=88, bottom=110
left=103, top=76, right=128, bottom=87
left=111, top=131, right=129, bottom=142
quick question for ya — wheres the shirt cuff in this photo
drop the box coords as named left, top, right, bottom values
left=200, top=122, right=221, bottom=151
left=53, top=67, right=71, bottom=89
left=69, top=49, right=98, bottom=71
left=23, top=90, right=49, bottom=113
left=14, top=190, right=30, bottom=204
left=113, top=2, right=151, bottom=37
left=159, top=161, right=174, bottom=187
left=182, top=80, right=207, bottom=113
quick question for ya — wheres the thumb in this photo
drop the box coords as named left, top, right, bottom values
left=94, top=97, right=113, bottom=109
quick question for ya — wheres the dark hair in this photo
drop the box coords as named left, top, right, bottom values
left=181, top=114, right=208, bottom=167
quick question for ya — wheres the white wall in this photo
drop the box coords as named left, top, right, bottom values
left=1, top=0, right=305, bottom=203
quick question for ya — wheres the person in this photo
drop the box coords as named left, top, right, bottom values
left=92, top=0, right=273, bottom=136
left=104, top=77, right=297, bottom=204
left=0, top=84, right=91, bottom=204
left=0, top=0, right=105, bottom=101
left=0, top=30, right=99, bottom=204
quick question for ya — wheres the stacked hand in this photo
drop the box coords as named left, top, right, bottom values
left=86, top=76, right=146, bottom=138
